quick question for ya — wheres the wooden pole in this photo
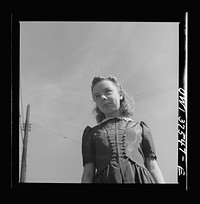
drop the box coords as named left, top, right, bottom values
left=20, top=104, right=30, bottom=183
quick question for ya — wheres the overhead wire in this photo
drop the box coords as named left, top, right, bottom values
left=31, top=108, right=92, bottom=130
left=31, top=83, right=177, bottom=130
left=32, top=106, right=92, bottom=126
left=32, top=125, right=81, bottom=144
left=29, top=81, right=176, bottom=127
left=32, top=85, right=176, bottom=130
left=134, top=83, right=177, bottom=101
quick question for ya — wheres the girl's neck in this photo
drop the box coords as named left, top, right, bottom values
left=105, top=110, right=121, bottom=119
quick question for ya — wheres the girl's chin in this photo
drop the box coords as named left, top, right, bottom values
left=103, top=110, right=120, bottom=118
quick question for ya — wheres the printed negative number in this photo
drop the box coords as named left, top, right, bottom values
left=178, top=123, right=185, bottom=129
left=178, top=88, right=186, bottom=113
left=178, top=165, right=185, bottom=176
left=178, top=116, right=185, bottom=124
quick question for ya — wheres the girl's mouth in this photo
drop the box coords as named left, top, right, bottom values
left=103, top=102, right=111, bottom=107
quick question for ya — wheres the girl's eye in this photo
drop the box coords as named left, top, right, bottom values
left=95, top=95, right=100, bottom=100
left=105, top=89, right=112, bottom=94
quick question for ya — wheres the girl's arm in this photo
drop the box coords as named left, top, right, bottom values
left=145, top=157, right=165, bottom=183
left=81, top=163, right=95, bottom=183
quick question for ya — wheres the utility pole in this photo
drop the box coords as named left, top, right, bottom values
left=20, top=104, right=31, bottom=183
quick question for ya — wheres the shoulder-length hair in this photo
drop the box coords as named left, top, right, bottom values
left=91, top=76, right=135, bottom=124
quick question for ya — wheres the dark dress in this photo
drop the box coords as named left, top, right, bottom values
left=82, top=117, right=157, bottom=183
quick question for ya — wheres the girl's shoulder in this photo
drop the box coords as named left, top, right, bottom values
left=129, top=120, right=150, bottom=129
left=83, top=123, right=103, bottom=134
left=127, top=120, right=152, bottom=136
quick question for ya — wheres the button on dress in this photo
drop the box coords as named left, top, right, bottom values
left=82, top=117, right=156, bottom=183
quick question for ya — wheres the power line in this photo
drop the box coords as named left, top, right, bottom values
left=32, top=108, right=91, bottom=127
left=135, top=83, right=176, bottom=97
left=31, top=83, right=176, bottom=130
left=31, top=109, right=92, bottom=130
left=32, top=125, right=81, bottom=144
left=32, top=85, right=175, bottom=130
left=33, top=83, right=175, bottom=127
left=134, top=83, right=176, bottom=101
left=30, top=102, right=94, bottom=128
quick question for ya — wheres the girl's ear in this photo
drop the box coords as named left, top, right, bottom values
left=119, top=90, right=123, bottom=100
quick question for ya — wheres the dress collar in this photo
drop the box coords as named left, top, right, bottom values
left=100, top=116, right=133, bottom=124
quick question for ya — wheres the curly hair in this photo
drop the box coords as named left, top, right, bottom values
left=91, top=76, right=135, bottom=124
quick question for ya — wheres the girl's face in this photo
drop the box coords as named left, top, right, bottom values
left=92, top=80, right=123, bottom=118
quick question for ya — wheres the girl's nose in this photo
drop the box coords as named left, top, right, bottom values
left=101, top=94, right=107, bottom=101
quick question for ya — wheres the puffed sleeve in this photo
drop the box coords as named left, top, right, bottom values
left=140, top=121, right=157, bottom=160
left=81, top=126, right=95, bottom=166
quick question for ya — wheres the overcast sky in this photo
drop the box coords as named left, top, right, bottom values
left=20, top=22, right=178, bottom=183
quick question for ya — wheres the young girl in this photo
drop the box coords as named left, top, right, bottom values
left=81, top=76, right=165, bottom=183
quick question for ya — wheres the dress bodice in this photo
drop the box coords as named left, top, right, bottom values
left=104, top=119, right=131, bottom=166
left=82, top=118, right=157, bottom=176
